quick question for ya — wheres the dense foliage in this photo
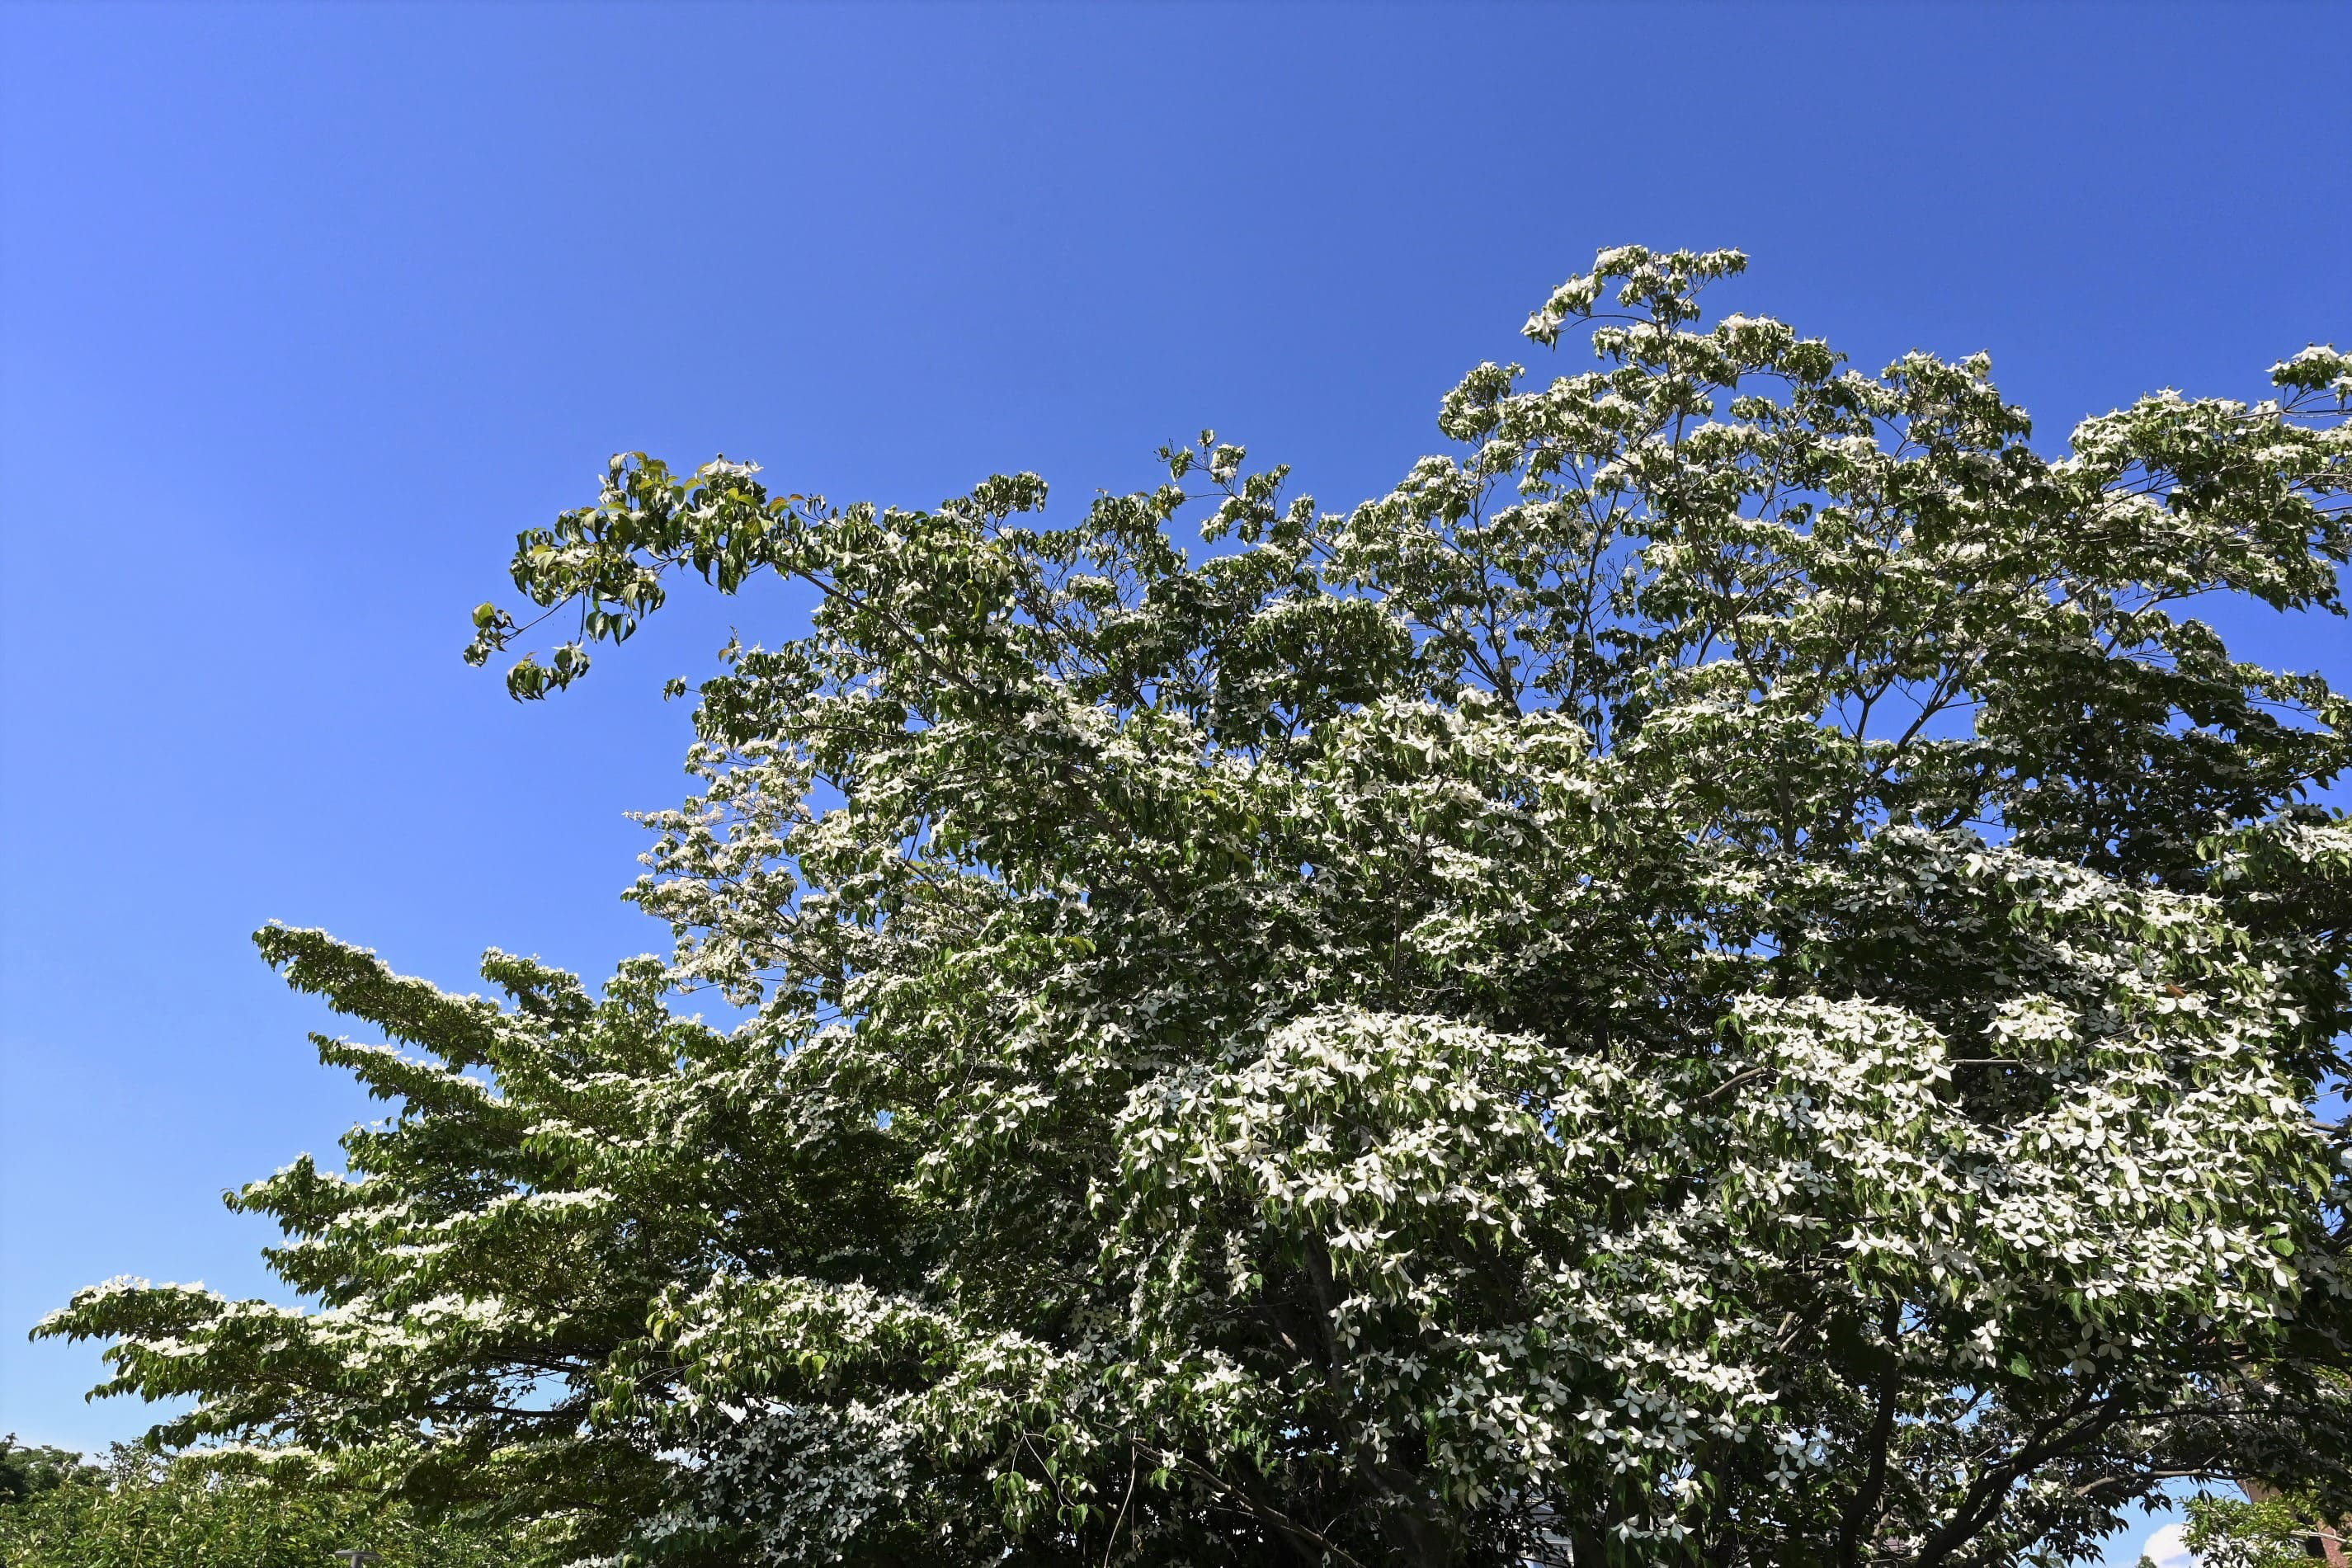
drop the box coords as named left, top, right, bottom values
left=2175, top=1486, right=2346, bottom=1568
left=40, top=247, right=2352, bottom=1567
left=0, top=1439, right=94, bottom=1505
left=0, top=1445, right=515, bottom=1567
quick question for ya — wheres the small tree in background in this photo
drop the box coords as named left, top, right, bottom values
left=0, top=1444, right=516, bottom=1567
left=40, top=247, right=2352, bottom=1567
left=2174, top=1489, right=2345, bottom=1568
left=0, top=1435, right=97, bottom=1504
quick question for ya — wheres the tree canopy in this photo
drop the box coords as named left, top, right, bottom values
left=0, top=1443, right=519, bottom=1568
left=1, top=1435, right=96, bottom=1504
left=2175, top=1482, right=2348, bottom=1568
left=40, top=246, right=2352, bottom=1568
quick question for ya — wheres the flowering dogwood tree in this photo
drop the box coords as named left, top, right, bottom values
left=44, top=248, right=2352, bottom=1568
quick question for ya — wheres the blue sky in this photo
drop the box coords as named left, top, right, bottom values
left=1, top=2, right=2345, bottom=1556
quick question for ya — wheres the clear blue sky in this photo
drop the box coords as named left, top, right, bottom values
left=2, top=3, right=2345, bottom=1556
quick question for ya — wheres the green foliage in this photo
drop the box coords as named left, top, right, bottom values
left=0, top=1447, right=515, bottom=1568
left=0, top=1438, right=97, bottom=1504
left=2177, top=1489, right=2346, bottom=1568
left=41, top=246, right=2352, bottom=1567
